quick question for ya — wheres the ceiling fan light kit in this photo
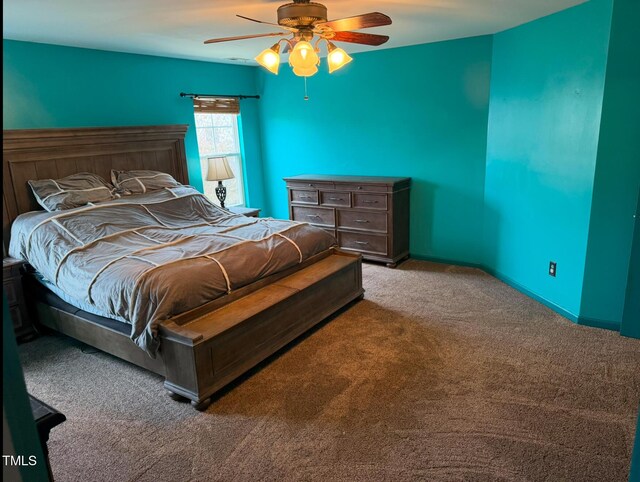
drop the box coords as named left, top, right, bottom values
left=204, top=0, right=391, bottom=81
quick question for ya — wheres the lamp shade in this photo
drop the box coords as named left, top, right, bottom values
left=206, top=156, right=235, bottom=181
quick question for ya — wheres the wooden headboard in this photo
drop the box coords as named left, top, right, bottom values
left=3, top=125, right=189, bottom=251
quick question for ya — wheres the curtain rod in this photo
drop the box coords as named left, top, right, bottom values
left=179, top=92, right=260, bottom=100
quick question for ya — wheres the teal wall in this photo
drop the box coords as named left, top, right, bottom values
left=2, top=40, right=266, bottom=208
left=483, top=0, right=613, bottom=319
left=580, top=0, right=640, bottom=327
left=257, top=37, right=493, bottom=263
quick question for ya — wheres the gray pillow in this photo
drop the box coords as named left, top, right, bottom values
left=111, top=170, right=181, bottom=195
left=28, top=173, right=117, bottom=212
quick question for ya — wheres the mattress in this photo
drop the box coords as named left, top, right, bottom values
left=9, top=185, right=336, bottom=356
left=23, top=272, right=131, bottom=336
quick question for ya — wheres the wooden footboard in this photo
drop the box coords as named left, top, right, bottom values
left=32, top=249, right=364, bottom=409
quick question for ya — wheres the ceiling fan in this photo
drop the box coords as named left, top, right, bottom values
left=203, top=0, right=392, bottom=77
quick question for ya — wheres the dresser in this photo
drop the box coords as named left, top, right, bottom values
left=285, top=175, right=411, bottom=267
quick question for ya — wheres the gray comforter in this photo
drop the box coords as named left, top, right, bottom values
left=9, top=186, right=336, bottom=356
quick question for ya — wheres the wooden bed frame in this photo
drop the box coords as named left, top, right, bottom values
left=3, top=125, right=364, bottom=410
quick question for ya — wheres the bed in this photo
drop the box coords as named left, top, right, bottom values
left=3, top=125, right=364, bottom=410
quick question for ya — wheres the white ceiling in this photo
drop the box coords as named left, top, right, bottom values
left=3, top=0, right=586, bottom=65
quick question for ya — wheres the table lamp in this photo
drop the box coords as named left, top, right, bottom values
left=206, top=156, right=235, bottom=208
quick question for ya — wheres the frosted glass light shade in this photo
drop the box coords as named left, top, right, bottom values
left=289, top=41, right=319, bottom=71
left=206, top=156, right=235, bottom=181
left=327, top=44, right=353, bottom=73
left=255, top=44, right=280, bottom=75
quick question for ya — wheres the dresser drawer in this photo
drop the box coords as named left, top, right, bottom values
left=320, top=191, right=350, bottom=207
left=353, top=193, right=388, bottom=210
left=292, top=206, right=335, bottom=227
left=287, top=181, right=333, bottom=190
left=338, top=231, right=388, bottom=256
left=337, top=210, right=387, bottom=233
left=337, top=183, right=389, bottom=193
left=290, top=189, right=318, bottom=204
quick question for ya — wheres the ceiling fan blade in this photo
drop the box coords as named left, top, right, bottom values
left=204, top=32, right=286, bottom=44
left=236, top=15, right=296, bottom=32
left=236, top=14, right=279, bottom=26
left=330, top=31, right=389, bottom=46
left=317, top=12, right=391, bottom=32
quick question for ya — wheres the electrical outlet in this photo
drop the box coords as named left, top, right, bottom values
left=549, top=261, right=557, bottom=277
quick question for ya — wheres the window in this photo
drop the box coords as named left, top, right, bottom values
left=194, top=112, right=245, bottom=207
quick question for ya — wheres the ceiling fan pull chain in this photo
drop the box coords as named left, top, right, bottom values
left=304, top=77, right=309, bottom=101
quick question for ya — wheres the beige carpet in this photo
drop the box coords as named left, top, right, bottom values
left=19, top=260, right=640, bottom=482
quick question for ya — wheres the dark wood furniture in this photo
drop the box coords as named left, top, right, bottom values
left=228, top=206, right=261, bottom=217
left=3, top=126, right=364, bottom=411
left=3, top=257, right=35, bottom=341
left=285, top=174, right=411, bottom=268
left=29, top=394, right=66, bottom=481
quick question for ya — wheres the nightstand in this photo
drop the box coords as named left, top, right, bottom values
left=3, top=257, right=36, bottom=341
left=228, top=206, right=261, bottom=218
